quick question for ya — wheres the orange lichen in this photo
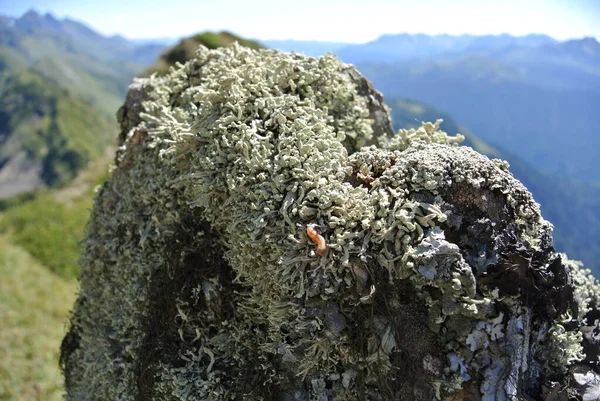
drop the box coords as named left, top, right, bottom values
left=130, top=128, right=146, bottom=145
left=444, top=388, right=477, bottom=401
left=307, top=224, right=328, bottom=256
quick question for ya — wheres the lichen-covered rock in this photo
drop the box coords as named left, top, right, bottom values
left=61, top=44, right=600, bottom=401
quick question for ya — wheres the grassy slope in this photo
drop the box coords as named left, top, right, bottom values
left=0, top=156, right=110, bottom=398
left=0, top=145, right=111, bottom=279
left=0, top=235, right=77, bottom=401
left=0, top=191, right=92, bottom=279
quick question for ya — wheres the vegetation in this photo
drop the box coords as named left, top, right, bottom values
left=0, top=235, right=77, bottom=401
left=62, top=45, right=599, bottom=400
left=0, top=66, right=116, bottom=190
left=0, top=135, right=111, bottom=395
left=0, top=191, right=92, bottom=279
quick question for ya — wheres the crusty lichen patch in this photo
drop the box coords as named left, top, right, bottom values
left=61, top=44, right=600, bottom=401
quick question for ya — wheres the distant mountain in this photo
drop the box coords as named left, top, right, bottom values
left=1, top=10, right=166, bottom=65
left=486, top=37, right=600, bottom=93
left=337, top=33, right=556, bottom=64
left=334, top=34, right=600, bottom=182
left=0, top=10, right=145, bottom=196
left=337, top=34, right=600, bottom=93
left=388, top=98, right=600, bottom=274
left=144, top=31, right=263, bottom=76
left=0, top=10, right=168, bottom=115
left=357, top=59, right=599, bottom=181
left=260, top=40, right=350, bottom=57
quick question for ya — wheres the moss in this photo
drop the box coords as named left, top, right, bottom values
left=63, top=44, right=600, bottom=401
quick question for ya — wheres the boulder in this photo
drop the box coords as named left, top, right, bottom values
left=61, top=44, right=600, bottom=401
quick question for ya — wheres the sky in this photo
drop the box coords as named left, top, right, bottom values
left=0, top=0, right=599, bottom=43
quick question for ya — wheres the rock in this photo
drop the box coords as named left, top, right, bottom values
left=61, top=44, right=600, bottom=401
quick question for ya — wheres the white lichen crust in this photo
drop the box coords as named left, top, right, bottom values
left=61, top=44, right=600, bottom=401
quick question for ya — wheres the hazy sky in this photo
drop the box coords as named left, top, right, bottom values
left=1, top=0, right=599, bottom=43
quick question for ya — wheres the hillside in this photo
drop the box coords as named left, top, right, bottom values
left=0, top=148, right=110, bottom=397
left=143, top=31, right=263, bottom=76
left=0, top=63, right=115, bottom=197
left=387, top=98, right=600, bottom=273
left=0, top=10, right=166, bottom=197
left=0, top=235, right=76, bottom=401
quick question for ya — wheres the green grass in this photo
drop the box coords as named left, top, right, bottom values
left=0, top=192, right=92, bottom=280
left=0, top=235, right=77, bottom=401
left=0, top=163, right=109, bottom=396
left=0, top=157, right=111, bottom=398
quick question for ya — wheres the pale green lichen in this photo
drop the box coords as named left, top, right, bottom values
left=61, top=44, right=600, bottom=401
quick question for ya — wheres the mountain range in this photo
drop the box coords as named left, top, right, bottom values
left=268, top=34, right=600, bottom=181
left=0, top=10, right=598, bottom=274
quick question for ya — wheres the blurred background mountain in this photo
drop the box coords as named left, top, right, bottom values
left=0, top=5, right=598, bottom=400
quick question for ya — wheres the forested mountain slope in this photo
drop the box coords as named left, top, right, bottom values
left=387, top=98, right=600, bottom=273
left=0, top=61, right=115, bottom=196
